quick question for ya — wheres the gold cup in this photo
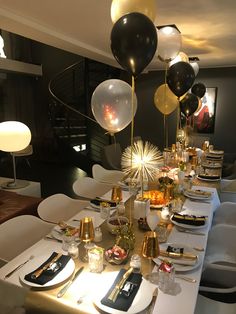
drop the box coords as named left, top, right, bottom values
left=111, top=185, right=123, bottom=202
left=79, top=217, right=95, bottom=243
left=142, top=231, right=160, bottom=259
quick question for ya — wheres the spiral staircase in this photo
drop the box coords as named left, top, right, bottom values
left=48, top=58, right=121, bottom=172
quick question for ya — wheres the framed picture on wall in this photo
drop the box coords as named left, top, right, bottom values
left=193, top=87, right=218, bottom=133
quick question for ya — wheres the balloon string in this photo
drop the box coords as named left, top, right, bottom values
left=164, top=63, right=168, bottom=148
left=129, top=75, right=135, bottom=225
left=176, top=99, right=180, bottom=143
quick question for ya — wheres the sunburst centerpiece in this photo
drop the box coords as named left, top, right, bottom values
left=121, top=140, right=163, bottom=196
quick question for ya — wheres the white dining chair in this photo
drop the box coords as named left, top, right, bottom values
left=0, top=280, right=27, bottom=314
left=72, top=177, right=113, bottom=199
left=0, top=215, right=54, bottom=262
left=194, top=294, right=236, bottom=314
left=37, top=193, right=89, bottom=223
left=203, top=224, right=236, bottom=271
left=219, top=179, right=236, bottom=202
left=92, top=164, right=124, bottom=185
left=197, top=261, right=236, bottom=313
left=212, top=202, right=236, bottom=226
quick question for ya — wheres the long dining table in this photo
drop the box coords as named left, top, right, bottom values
left=0, top=183, right=220, bottom=314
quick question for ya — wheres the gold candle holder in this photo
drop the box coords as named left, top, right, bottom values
left=111, top=185, right=123, bottom=203
left=79, top=217, right=95, bottom=243
left=142, top=231, right=160, bottom=284
left=142, top=231, right=160, bottom=259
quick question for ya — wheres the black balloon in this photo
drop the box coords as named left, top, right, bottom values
left=167, top=62, right=195, bottom=97
left=110, top=12, right=157, bottom=77
left=180, top=93, right=199, bottom=117
left=191, top=82, right=206, bottom=98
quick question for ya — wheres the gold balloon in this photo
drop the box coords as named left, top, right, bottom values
left=111, top=0, right=157, bottom=23
left=169, top=51, right=189, bottom=67
left=154, top=84, right=179, bottom=115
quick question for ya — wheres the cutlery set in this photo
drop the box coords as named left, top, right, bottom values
left=4, top=255, right=35, bottom=279
left=31, top=253, right=62, bottom=279
left=57, top=266, right=84, bottom=298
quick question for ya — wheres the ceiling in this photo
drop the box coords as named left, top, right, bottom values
left=0, top=0, right=236, bottom=71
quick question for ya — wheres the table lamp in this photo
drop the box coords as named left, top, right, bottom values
left=0, top=121, right=31, bottom=189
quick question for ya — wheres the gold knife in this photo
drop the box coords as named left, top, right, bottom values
left=160, top=250, right=197, bottom=260
left=31, top=253, right=62, bottom=279
left=108, top=267, right=133, bottom=303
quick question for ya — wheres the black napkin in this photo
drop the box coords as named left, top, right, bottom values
left=172, top=213, right=207, bottom=226
left=24, top=252, right=71, bottom=285
left=101, top=269, right=142, bottom=311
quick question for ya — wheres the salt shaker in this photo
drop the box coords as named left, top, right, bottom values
left=130, top=254, right=141, bottom=273
left=68, top=241, right=79, bottom=259
left=94, top=227, right=102, bottom=242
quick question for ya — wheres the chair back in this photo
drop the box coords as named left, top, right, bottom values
left=220, top=179, right=236, bottom=202
left=204, top=224, right=236, bottom=267
left=37, top=193, right=89, bottom=223
left=213, top=202, right=236, bottom=226
left=92, top=164, right=124, bottom=184
left=73, top=177, right=113, bottom=199
left=194, top=294, right=236, bottom=314
left=0, top=215, right=53, bottom=262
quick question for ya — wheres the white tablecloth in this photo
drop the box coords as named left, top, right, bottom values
left=0, top=186, right=220, bottom=314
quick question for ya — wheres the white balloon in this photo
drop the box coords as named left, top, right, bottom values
left=0, top=121, right=31, bottom=152
left=190, top=62, right=199, bottom=76
left=91, top=79, right=137, bottom=134
left=146, top=213, right=160, bottom=231
left=157, top=26, right=182, bottom=62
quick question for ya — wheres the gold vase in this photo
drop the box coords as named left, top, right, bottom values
left=79, top=217, right=95, bottom=243
left=142, top=231, right=160, bottom=259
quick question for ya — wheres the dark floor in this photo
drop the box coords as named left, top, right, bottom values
left=0, top=155, right=89, bottom=198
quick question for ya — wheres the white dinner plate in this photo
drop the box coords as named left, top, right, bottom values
left=184, top=190, right=212, bottom=201
left=19, top=254, right=75, bottom=288
left=153, top=243, right=202, bottom=272
left=51, top=222, right=80, bottom=241
left=93, top=272, right=155, bottom=314
left=201, top=162, right=222, bottom=169
left=170, top=214, right=208, bottom=230
left=196, top=175, right=221, bottom=182
left=208, top=150, right=224, bottom=155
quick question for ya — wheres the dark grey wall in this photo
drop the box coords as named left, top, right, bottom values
left=116, top=67, right=236, bottom=154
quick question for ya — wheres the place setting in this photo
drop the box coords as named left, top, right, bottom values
left=183, top=189, right=213, bottom=201
left=170, top=213, right=208, bottom=230
left=19, top=251, right=75, bottom=289
left=153, top=243, right=203, bottom=273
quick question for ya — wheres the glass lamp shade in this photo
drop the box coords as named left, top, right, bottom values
left=142, top=231, right=160, bottom=259
left=0, top=121, right=31, bottom=152
left=79, top=217, right=95, bottom=243
left=0, top=121, right=31, bottom=189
